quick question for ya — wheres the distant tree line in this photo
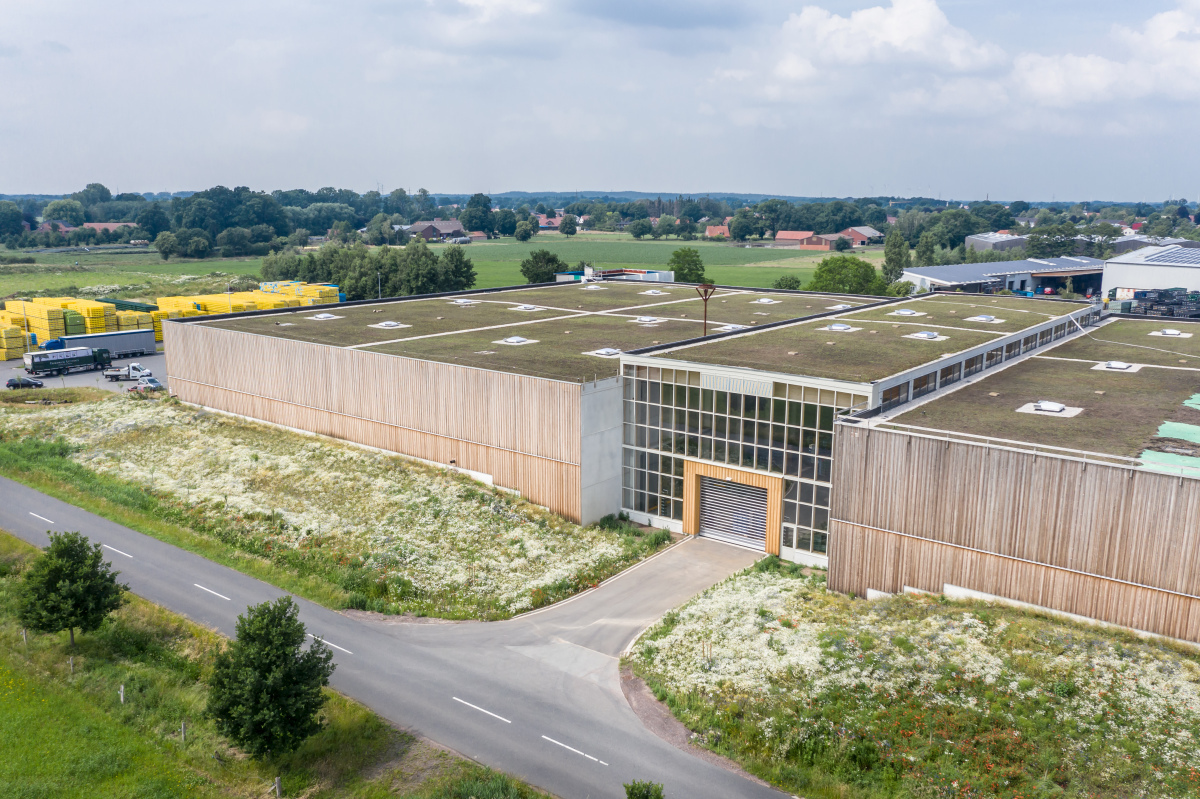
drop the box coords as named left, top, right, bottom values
left=260, top=238, right=475, bottom=300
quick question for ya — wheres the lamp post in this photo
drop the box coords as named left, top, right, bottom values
left=695, top=283, right=716, bottom=336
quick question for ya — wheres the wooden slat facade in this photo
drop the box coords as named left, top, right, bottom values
left=829, top=425, right=1200, bottom=642
left=683, top=461, right=783, bottom=554
left=164, top=322, right=584, bottom=520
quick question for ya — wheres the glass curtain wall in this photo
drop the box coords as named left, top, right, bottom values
left=621, top=364, right=866, bottom=559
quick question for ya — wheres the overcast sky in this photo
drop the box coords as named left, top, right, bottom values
left=3, top=0, right=1197, bottom=201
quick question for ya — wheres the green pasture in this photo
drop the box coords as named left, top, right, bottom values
left=0, top=234, right=883, bottom=300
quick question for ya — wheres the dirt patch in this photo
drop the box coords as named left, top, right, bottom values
left=619, top=664, right=769, bottom=788
left=340, top=608, right=480, bottom=625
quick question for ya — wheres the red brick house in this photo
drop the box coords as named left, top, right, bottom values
left=837, top=226, right=884, bottom=246
left=705, top=225, right=730, bottom=238
left=409, top=219, right=466, bottom=240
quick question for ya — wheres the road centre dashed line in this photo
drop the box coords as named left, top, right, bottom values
left=452, top=696, right=512, bottom=723
left=29, top=512, right=55, bottom=524
left=307, top=633, right=353, bottom=655
left=541, top=735, right=608, bottom=766
left=193, top=584, right=231, bottom=601
left=102, top=544, right=133, bottom=558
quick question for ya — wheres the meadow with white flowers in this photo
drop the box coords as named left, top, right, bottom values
left=634, top=560, right=1200, bottom=799
left=0, top=394, right=670, bottom=618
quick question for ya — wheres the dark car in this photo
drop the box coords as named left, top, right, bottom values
left=6, top=377, right=44, bottom=390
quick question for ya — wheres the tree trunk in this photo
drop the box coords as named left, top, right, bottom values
left=69, top=627, right=75, bottom=648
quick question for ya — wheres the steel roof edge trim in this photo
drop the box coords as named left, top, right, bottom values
left=1106, top=313, right=1200, bottom=324
left=625, top=295, right=905, bottom=356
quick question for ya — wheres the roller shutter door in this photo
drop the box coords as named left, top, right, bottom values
left=699, top=476, right=767, bottom=550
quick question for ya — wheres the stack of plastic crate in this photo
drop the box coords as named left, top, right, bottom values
left=6, top=301, right=65, bottom=344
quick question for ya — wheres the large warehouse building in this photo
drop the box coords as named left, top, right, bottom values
left=166, top=281, right=1200, bottom=643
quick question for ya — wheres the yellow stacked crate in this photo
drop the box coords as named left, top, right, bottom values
left=64, top=299, right=110, bottom=333
left=6, top=301, right=65, bottom=345
left=150, top=310, right=169, bottom=342
left=0, top=326, right=29, bottom=361
left=116, top=310, right=140, bottom=331
left=104, top=305, right=118, bottom=332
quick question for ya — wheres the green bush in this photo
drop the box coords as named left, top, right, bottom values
left=624, top=780, right=664, bottom=799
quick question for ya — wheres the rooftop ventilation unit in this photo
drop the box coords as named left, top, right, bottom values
left=715, top=324, right=746, bottom=332
left=751, top=298, right=780, bottom=304
left=641, top=289, right=667, bottom=295
left=592, top=347, right=621, bottom=357
left=1104, top=361, right=1133, bottom=370
left=513, top=305, right=539, bottom=311
left=974, top=314, right=996, bottom=322
left=583, top=285, right=606, bottom=290
left=825, top=323, right=854, bottom=332
left=892, top=308, right=919, bottom=316
left=452, top=298, right=477, bottom=305
left=827, top=304, right=852, bottom=310
left=377, top=321, right=402, bottom=328
left=501, top=336, right=530, bottom=345
left=310, top=313, right=338, bottom=320
left=1161, top=328, right=1183, bottom=336
left=911, top=331, right=939, bottom=340
left=1033, top=400, right=1066, bottom=413
left=636, top=316, right=659, bottom=323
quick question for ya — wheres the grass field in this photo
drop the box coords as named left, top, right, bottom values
left=633, top=558, right=1200, bottom=799
left=0, top=532, right=545, bottom=799
left=1, top=234, right=883, bottom=301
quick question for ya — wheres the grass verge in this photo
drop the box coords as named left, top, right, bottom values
left=0, top=531, right=547, bottom=799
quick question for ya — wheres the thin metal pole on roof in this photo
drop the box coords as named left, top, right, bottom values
left=695, top=283, right=716, bottom=336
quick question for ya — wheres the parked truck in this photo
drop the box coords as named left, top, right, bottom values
left=23, top=347, right=112, bottom=376
left=103, top=362, right=154, bottom=382
left=43, top=329, right=156, bottom=359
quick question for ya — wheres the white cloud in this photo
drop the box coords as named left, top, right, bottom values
left=1012, top=2, right=1200, bottom=106
left=776, top=0, right=1002, bottom=76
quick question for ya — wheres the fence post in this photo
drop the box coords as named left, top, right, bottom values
left=275, top=776, right=282, bottom=797
left=69, top=656, right=73, bottom=675
left=119, top=684, right=124, bottom=704
left=182, top=720, right=186, bottom=743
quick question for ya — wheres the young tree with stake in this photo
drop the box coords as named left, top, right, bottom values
left=19, top=531, right=127, bottom=647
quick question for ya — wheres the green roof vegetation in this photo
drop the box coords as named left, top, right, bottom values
left=1048, top=318, right=1200, bottom=368
left=843, top=294, right=1083, bottom=335
left=658, top=318, right=1004, bottom=383
left=370, top=313, right=701, bottom=382
left=893, top=336, right=1200, bottom=457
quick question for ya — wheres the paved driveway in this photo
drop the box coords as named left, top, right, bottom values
left=0, top=477, right=773, bottom=799
left=4, top=351, right=168, bottom=393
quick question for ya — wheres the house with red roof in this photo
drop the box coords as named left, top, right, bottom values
left=705, top=225, right=729, bottom=238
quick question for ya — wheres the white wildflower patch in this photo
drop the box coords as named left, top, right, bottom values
left=1, top=397, right=633, bottom=616
left=637, top=570, right=1200, bottom=795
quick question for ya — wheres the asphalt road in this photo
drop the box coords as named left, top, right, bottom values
left=0, top=475, right=779, bottom=799
left=4, top=351, right=168, bottom=393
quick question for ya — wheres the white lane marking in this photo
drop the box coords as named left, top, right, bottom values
left=452, top=696, right=512, bottom=723
left=29, top=512, right=55, bottom=524
left=193, top=584, right=231, bottom=601
left=541, top=735, right=608, bottom=765
left=102, top=544, right=132, bottom=558
left=307, top=633, right=353, bottom=655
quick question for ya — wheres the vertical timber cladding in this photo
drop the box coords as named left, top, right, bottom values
left=164, top=321, right=584, bottom=520
left=683, top=460, right=783, bottom=554
left=829, top=424, right=1200, bottom=643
